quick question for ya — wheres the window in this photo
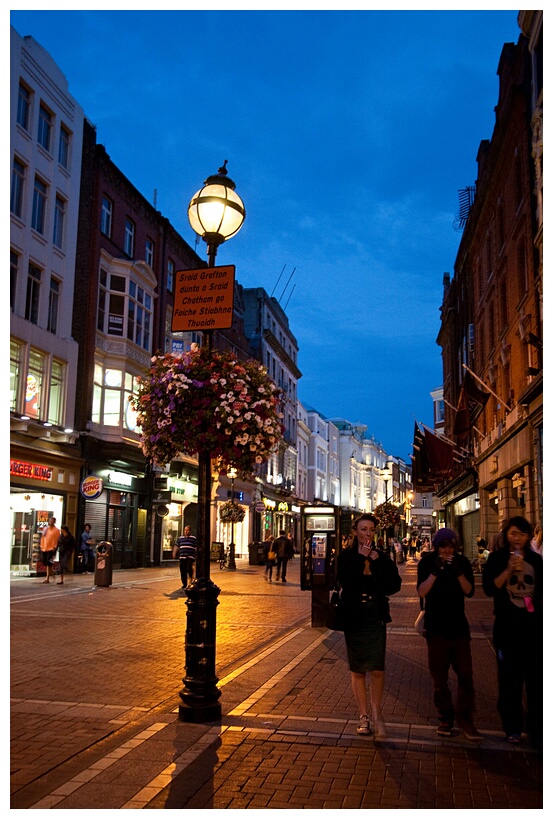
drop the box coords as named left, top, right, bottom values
left=31, top=176, right=47, bottom=234
left=10, top=251, right=19, bottom=311
left=97, top=270, right=153, bottom=352
left=37, top=104, right=52, bottom=151
left=124, top=218, right=135, bottom=257
left=517, top=243, right=528, bottom=300
left=47, top=277, right=60, bottom=334
left=10, top=340, right=22, bottom=412
left=101, top=196, right=113, bottom=237
left=92, top=364, right=141, bottom=431
left=53, top=195, right=65, bottom=248
left=11, top=158, right=25, bottom=218
left=58, top=126, right=70, bottom=169
left=145, top=238, right=154, bottom=267
left=48, top=359, right=64, bottom=425
left=167, top=258, right=174, bottom=292
left=25, top=263, right=41, bottom=324
left=17, top=83, right=31, bottom=130
left=128, top=281, right=151, bottom=350
left=26, top=348, right=46, bottom=419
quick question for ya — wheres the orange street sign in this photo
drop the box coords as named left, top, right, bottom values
left=171, top=265, right=235, bottom=332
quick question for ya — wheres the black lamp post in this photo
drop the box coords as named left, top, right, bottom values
left=227, top=466, right=238, bottom=571
left=178, top=162, right=245, bottom=723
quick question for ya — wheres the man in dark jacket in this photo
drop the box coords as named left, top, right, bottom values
left=417, top=528, right=481, bottom=741
left=274, top=530, right=293, bottom=582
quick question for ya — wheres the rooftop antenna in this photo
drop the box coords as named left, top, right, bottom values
left=279, top=267, right=296, bottom=303
left=283, top=283, right=296, bottom=311
left=270, top=264, right=286, bottom=297
left=153, top=188, right=158, bottom=208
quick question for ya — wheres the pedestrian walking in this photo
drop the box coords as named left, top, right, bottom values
left=274, top=530, right=293, bottom=582
left=79, top=524, right=95, bottom=574
left=39, top=516, right=60, bottom=583
left=336, top=513, right=402, bottom=739
left=263, top=536, right=276, bottom=582
left=176, top=525, right=196, bottom=588
left=417, top=527, right=481, bottom=740
left=482, top=515, right=542, bottom=748
left=56, top=525, right=76, bottom=584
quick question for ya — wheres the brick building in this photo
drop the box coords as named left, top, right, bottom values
left=436, top=16, right=543, bottom=549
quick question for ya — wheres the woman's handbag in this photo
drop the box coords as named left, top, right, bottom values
left=325, top=588, right=344, bottom=631
left=267, top=550, right=276, bottom=561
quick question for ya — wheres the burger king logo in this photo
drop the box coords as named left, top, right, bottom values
left=80, top=475, right=104, bottom=499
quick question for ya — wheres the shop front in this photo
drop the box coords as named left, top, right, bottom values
left=10, top=443, right=82, bottom=576
left=155, top=471, right=198, bottom=564
left=436, top=469, right=480, bottom=560
left=80, top=465, right=148, bottom=569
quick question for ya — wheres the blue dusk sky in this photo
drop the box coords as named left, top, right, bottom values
left=9, top=6, right=524, bottom=462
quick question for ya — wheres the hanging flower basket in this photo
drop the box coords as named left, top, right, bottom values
left=374, top=502, right=402, bottom=530
left=219, top=500, right=246, bottom=524
left=132, top=346, right=283, bottom=475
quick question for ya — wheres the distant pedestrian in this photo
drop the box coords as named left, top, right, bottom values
left=79, top=524, right=95, bottom=574
left=176, top=525, right=196, bottom=588
left=482, top=515, right=542, bottom=748
left=274, top=530, right=293, bottom=582
left=337, top=513, right=401, bottom=739
left=40, top=516, right=60, bottom=584
left=263, top=535, right=276, bottom=582
left=56, top=525, right=76, bottom=585
left=417, top=527, right=481, bottom=740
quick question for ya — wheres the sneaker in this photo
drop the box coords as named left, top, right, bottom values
left=436, top=722, right=454, bottom=737
left=356, top=715, right=371, bottom=735
left=507, top=734, right=521, bottom=745
left=457, top=719, right=482, bottom=741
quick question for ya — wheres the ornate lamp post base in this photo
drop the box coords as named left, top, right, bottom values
left=179, top=577, right=222, bottom=723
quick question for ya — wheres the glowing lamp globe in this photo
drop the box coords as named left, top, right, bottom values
left=188, top=161, right=246, bottom=252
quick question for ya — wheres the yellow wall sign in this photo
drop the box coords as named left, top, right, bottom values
left=172, top=265, right=235, bottom=332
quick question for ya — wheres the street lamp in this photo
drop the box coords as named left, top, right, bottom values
left=381, top=465, right=392, bottom=503
left=179, top=162, right=245, bottom=724
left=227, top=466, right=238, bottom=571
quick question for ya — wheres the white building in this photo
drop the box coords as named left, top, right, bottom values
left=10, top=27, right=85, bottom=569
left=296, top=400, right=311, bottom=502
left=10, top=27, right=84, bottom=434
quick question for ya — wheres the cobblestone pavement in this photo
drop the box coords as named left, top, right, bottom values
left=10, top=555, right=543, bottom=810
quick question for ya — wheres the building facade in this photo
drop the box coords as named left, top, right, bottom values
left=436, top=21, right=542, bottom=550
left=10, top=28, right=84, bottom=574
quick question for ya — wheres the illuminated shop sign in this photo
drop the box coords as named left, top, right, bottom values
left=106, top=471, right=133, bottom=487
left=80, top=475, right=104, bottom=499
left=10, top=460, right=53, bottom=481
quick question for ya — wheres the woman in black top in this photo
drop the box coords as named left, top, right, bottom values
left=482, top=515, right=542, bottom=747
left=57, top=525, right=76, bottom=585
left=337, top=513, right=401, bottom=738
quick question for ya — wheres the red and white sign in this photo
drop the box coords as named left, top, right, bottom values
left=10, top=460, right=52, bottom=481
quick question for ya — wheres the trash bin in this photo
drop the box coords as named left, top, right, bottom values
left=94, top=541, right=113, bottom=587
left=248, top=542, right=265, bottom=565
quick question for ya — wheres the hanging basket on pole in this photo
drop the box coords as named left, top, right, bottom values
left=132, top=346, right=283, bottom=476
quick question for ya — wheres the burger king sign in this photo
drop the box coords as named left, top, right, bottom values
left=80, top=475, right=104, bottom=499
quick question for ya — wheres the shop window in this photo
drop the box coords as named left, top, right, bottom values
left=48, top=359, right=64, bottom=425
left=26, top=348, right=45, bottom=419
left=92, top=364, right=141, bottom=432
left=10, top=339, right=22, bottom=412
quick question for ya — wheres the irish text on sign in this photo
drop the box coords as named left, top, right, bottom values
left=172, top=265, right=235, bottom=332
